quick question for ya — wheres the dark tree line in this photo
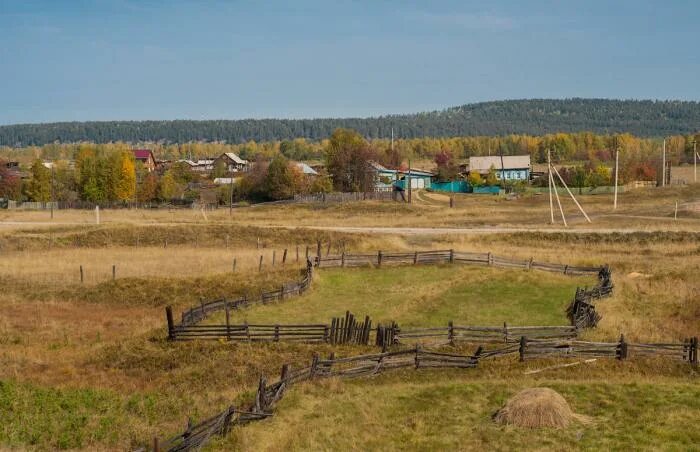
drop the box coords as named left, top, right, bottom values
left=2, top=99, right=700, bottom=146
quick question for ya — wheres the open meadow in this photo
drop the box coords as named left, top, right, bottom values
left=0, top=186, right=698, bottom=451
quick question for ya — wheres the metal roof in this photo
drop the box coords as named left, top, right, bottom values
left=469, top=155, right=530, bottom=172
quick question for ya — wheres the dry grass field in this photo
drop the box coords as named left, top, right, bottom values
left=0, top=185, right=698, bottom=450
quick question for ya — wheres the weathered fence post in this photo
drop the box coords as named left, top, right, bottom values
left=450, top=196, right=454, bottom=208
left=279, top=285, right=285, bottom=300
left=326, top=242, right=331, bottom=257
left=519, top=336, right=527, bottom=362
left=225, top=302, right=231, bottom=341
left=316, top=241, right=322, bottom=263
left=449, top=249, right=454, bottom=264
left=305, top=245, right=309, bottom=261
left=80, top=265, right=84, bottom=283
left=272, top=250, right=276, bottom=266
left=310, top=353, right=319, bottom=378
left=378, top=250, right=383, bottom=267
left=153, top=436, right=160, bottom=452
left=528, top=257, right=533, bottom=270
left=415, top=344, right=421, bottom=368
left=296, top=245, right=299, bottom=262
left=487, top=252, right=493, bottom=266
left=283, top=249, right=288, bottom=264
left=616, top=334, right=628, bottom=360
left=564, top=265, right=569, bottom=275
left=691, top=337, right=698, bottom=366
left=341, top=251, right=345, bottom=267
left=232, top=258, right=236, bottom=272
left=503, top=322, right=508, bottom=343
left=200, top=298, right=205, bottom=317
left=259, top=255, right=263, bottom=272
left=254, top=376, right=267, bottom=412
left=245, top=320, right=250, bottom=342
left=183, top=418, right=193, bottom=440
left=112, top=264, right=116, bottom=281
left=166, top=306, right=174, bottom=340
left=414, top=251, right=418, bottom=265
left=274, top=324, right=280, bottom=342
left=448, top=321, right=454, bottom=345
left=226, top=234, right=229, bottom=248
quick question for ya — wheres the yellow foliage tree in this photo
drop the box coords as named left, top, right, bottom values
left=113, top=151, right=136, bottom=201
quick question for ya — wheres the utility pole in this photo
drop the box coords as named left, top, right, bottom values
left=693, top=140, right=697, bottom=183
left=662, top=138, right=666, bottom=187
left=50, top=164, right=55, bottom=220
left=391, top=127, right=394, bottom=151
left=498, top=145, right=506, bottom=188
left=614, top=138, right=619, bottom=210
left=229, top=177, right=234, bottom=216
left=548, top=149, right=554, bottom=224
left=407, top=159, right=412, bottom=204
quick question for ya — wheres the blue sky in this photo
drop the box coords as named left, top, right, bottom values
left=1, top=0, right=699, bottom=125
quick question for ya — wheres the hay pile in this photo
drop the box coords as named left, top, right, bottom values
left=494, top=388, right=589, bottom=429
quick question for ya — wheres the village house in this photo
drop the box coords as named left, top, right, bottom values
left=468, top=155, right=531, bottom=181
left=178, top=158, right=215, bottom=173
left=133, top=149, right=157, bottom=172
left=294, top=162, right=319, bottom=177
left=369, top=161, right=434, bottom=191
left=213, top=152, right=248, bottom=173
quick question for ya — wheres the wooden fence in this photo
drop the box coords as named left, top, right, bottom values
left=168, top=249, right=610, bottom=337
left=397, top=324, right=578, bottom=345
left=151, top=344, right=492, bottom=452
left=293, top=191, right=394, bottom=203
left=518, top=335, right=698, bottom=363
left=150, top=335, right=698, bottom=452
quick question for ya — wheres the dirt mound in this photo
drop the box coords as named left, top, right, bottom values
left=494, top=388, right=590, bottom=428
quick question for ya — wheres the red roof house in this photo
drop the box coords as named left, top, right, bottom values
left=132, top=149, right=157, bottom=172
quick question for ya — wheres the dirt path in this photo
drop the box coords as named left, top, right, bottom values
left=281, top=225, right=698, bottom=235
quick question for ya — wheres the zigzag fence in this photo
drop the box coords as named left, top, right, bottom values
left=150, top=335, right=698, bottom=452
left=152, top=249, right=698, bottom=452
left=166, top=248, right=612, bottom=342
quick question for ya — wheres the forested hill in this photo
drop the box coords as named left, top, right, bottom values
left=2, top=99, right=700, bottom=146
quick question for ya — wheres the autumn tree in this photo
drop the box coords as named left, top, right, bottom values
left=325, top=128, right=376, bottom=192
left=309, top=175, right=333, bottom=193
left=111, top=150, right=136, bottom=201
left=75, top=147, right=109, bottom=202
left=0, top=160, right=21, bottom=199
left=137, top=172, right=159, bottom=202
left=264, top=154, right=296, bottom=200
left=158, top=171, right=180, bottom=200
left=485, top=165, right=498, bottom=186
left=467, top=171, right=483, bottom=186
left=24, top=159, right=51, bottom=202
left=434, top=149, right=459, bottom=182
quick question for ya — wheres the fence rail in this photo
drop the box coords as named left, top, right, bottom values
left=152, top=335, right=698, bottom=452
left=168, top=248, right=612, bottom=343
left=293, top=191, right=394, bottom=203
left=518, top=336, right=698, bottom=363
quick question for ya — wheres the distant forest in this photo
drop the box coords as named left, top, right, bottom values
left=2, top=99, right=700, bottom=146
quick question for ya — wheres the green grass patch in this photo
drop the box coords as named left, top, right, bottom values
left=220, top=376, right=700, bottom=451
left=0, top=379, right=191, bottom=450
left=224, top=266, right=590, bottom=327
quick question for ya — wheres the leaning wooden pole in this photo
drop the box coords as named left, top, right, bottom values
left=552, top=165, right=592, bottom=223
left=550, top=165, right=567, bottom=227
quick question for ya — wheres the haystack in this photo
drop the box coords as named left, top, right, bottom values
left=494, top=388, right=589, bottom=428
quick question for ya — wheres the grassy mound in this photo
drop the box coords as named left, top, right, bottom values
left=494, top=387, right=589, bottom=428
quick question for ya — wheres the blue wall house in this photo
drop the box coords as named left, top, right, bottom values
left=468, top=155, right=531, bottom=182
left=369, top=161, right=434, bottom=191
